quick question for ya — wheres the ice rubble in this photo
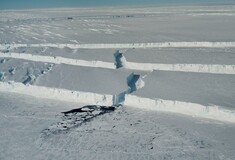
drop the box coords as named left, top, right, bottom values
left=126, top=73, right=145, bottom=93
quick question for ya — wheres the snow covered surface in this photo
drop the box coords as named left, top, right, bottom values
left=1, top=4, right=235, bottom=160
left=1, top=93, right=235, bottom=160
left=124, top=48, right=235, bottom=64
left=1, top=6, right=235, bottom=43
left=35, top=65, right=130, bottom=95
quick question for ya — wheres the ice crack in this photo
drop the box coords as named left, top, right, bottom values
left=114, top=50, right=127, bottom=69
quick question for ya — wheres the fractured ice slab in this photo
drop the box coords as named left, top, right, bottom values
left=133, top=70, right=235, bottom=108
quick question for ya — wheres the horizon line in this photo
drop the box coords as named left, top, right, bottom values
left=1, top=1, right=235, bottom=11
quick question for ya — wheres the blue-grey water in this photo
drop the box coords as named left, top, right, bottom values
left=0, top=0, right=234, bottom=9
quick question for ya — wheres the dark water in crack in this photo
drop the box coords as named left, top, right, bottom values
left=41, top=104, right=122, bottom=137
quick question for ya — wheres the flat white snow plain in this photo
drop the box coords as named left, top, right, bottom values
left=0, top=5, right=235, bottom=160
